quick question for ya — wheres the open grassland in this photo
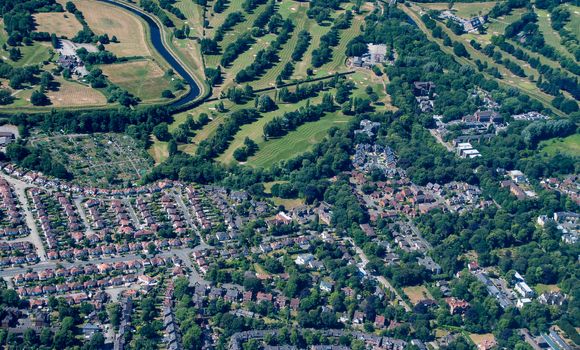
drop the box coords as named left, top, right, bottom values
left=419, top=2, right=498, bottom=18
left=536, top=8, right=576, bottom=62
left=33, top=12, right=83, bottom=38
left=45, top=77, right=107, bottom=107
left=73, top=0, right=151, bottom=57
left=539, top=134, right=580, bottom=158
left=403, top=285, right=433, bottom=305
left=7, top=77, right=106, bottom=108
left=101, top=59, right=173, bottom=102
left=149, top=137, right=169, bottom=164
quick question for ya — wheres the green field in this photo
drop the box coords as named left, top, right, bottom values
left=539, top=134, right=580, bottom=157
left=100, top=59, right=175, bottom=102
left=421, top=2, right=498, bottom=19
left=536, top=8, right=577, bottom=62
left=246, top=110, right=351, bottom=168
left=565, top=5, right=580, bottom=38
left=0, top=21, right=52, bottom=68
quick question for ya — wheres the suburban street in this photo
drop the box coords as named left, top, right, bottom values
left=0, top=172, right=47, bottom=261
left=346, top=238, right=412, bottom=312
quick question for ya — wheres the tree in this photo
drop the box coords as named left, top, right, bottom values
left=153, top=123, right=171, bottom=141
left=453, top=42, right=469, bottom=57
left=257, top=94, right=276, bottom=112
left=161, top=89, right=174, bottom=98
left=30, top=90, right=50, bottom=106
left=0, top=90, right=14, bottom=105
left=106, top=303, right=121, bottom=328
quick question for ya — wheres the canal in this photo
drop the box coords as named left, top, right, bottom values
left=99, top=0, right=201, bottom=108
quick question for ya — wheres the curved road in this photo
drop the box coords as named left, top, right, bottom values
left=99, top=0, right=201, bottom=108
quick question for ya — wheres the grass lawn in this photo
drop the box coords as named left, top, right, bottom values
left=149, top=137, right=169, bottom=164
left=100, top=59, right=173, bottom=102
left=536, top=9, right=576, bottom=62
left=264, top=180, right=289, bottom=193
left=217, top=90, right=327, bottom=165
left=403, top=285, right=433, bottom=305
left=468, top=333, right=495, bottom=348
left=534, top=284, right=560, bottom=294
left=565, top=5, right=580, bottom=39
left=420, top=2, right=498, bottom=18
left=272, top=197, right=305, bottom=210
left=246, top=111, right=351, bottom=168
left=33, top=12, right=83, bottom=38
left=538, top=134, right=580, bottom=157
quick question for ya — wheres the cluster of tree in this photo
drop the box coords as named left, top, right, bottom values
left=5, top=142, right=71, bottom=179
left=220, top=32, right=254, bottom=67
left=0, top=63, right=39, bottom=90
left=488, top=0, right=528, bottom=18
left=200, top=38, right=219, bottom=55
left=306, top=0, right=345, bottom=25
left=205, top=66, right=222, bottom=86
left=196, top=109, right=261, bottom=159
left=76, top=47, right=117, bottom=65
left=263, top=97, right=334, bottom=138
left=173, top=25, right=191, bottom=39
left=278, top=81, right=326, bottom=103
left=0, top=0, right=63, bottom=46
left=255, top=94, right=277, bottom=112
left=233, top=137, right=258, bottom=161
left=159, top=0, right=185, bottom=20
left=224, top=84, right=255, bottom=104
left=253, top=0, right=276, bottom=34
left=504, top=11, right=580, bottom=77
left=340, top=96, right=373, bottom=115
left=215, top=11, right=244, bottom=41
left=483, top=37, right=579, bottom=107
left=276, top=62, right=294, bottom=84
left=242, top=0, right=267, bottom=14
left=312, top=11, right=352, bottom=67
left=521, top=118, right=577, bottom=148
left=292, top=30, right=312, bottom=62
left=213, top=0, right=228, bottom=13
left=549, top=6, right=580, bottom=61
left=235, top=19, right=293, bottom=83
left=0, top=90, right=14, bottom=105
left=346, top=35, right=368, bottom=57
left=64, top=1, right=96, bottom=43
left=445, top=18, right=464, bottom=36
left=140, top=0, right=174, bottom=27
left=106, top=85, right=140, bottom=107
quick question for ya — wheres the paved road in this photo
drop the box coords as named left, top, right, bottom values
left=346, top=238, right=412, bottom=312
left=0, top=173, right=47, bottom=261
left=0, top=247, right=206, bottom=279
left=73, top=196, right=96, bottom=235
left=171, top=190, right=208, bottom=246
